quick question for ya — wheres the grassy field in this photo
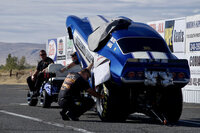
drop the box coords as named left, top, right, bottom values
left=0, top=69, right=34, bottom=85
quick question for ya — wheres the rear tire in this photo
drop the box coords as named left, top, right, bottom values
left=41, top=90, right=51, bottom=108
left=27, top=91, right=38, bottom=106
left=96, top=82, right=129, bottom=122
left=161, top=88, right=183, bottom=123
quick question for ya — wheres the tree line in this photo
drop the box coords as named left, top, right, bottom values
left=0, top=54, right=30, bottom=70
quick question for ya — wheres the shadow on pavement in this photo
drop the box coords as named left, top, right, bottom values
left=178, top=118, right=200, bottom=128
left=81, top=112, right=200, bottom=128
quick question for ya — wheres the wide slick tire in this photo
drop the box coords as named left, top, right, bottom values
left=96, top=82, right=129, bottom=122
left=41, top=90, right=51, bottom=108
left=161, top=88, right=183, bottom=123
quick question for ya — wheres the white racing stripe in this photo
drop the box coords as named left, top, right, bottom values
left=0, top=110, right=94, bottom=133
left=132, top=52, right=150, bottom=59
left=150, top=52, right=168, bottom=59
left=131, top=52, right=168, bottom=59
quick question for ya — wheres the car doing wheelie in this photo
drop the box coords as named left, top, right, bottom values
left=66, top=15, right=190, bottom=124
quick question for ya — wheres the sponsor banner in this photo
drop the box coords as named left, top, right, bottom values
left=172, top=18, right=186, bottom=53
left=190, top=42, right=200, bottom=51
left=47, top=39, right=57, bottom=62
left=165, top=20, right=175, bottom=52
left=186, top=14, right=200, bottom=53
left=147, top=20, right=165, bottom=39
left=47, top=36, right=75, bottom=66
left=148, top=19, right=186, bottom=53
left=182, top=53, right=200, bottom=91
left=57, top=37, right=66, bottom=58
left=57, top=37, right=66, bottom=66
left=185, top=75, right=200, bottom=91
left=173, top=52, right=200, bottom=91
left=65, top=36, right=75, bottom=65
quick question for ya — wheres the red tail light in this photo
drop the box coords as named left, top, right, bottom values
left=178, top=72, right=185, bottom=79
left=127, top=72, right=135, bottom=78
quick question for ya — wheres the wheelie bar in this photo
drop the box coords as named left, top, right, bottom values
left=150, top=109, right=167, bottom=125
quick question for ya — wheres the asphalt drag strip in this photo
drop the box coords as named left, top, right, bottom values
left=1, top=85, right=200, bottom=133
left=0, top=110, right=94, bottom=133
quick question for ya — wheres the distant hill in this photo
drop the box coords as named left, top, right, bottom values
left=0, top=42, right=45, bottom=65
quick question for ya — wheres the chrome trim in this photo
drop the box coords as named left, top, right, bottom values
left=173, top=79, right=190, bottom=84
left=121, top=77, right=190, bottom=84
left=121, top=77, right=144, bottom=83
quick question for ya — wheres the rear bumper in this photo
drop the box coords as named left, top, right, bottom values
left=120, top=58, right=190, bottom=87
left=121, top=77, right=190, bottom=87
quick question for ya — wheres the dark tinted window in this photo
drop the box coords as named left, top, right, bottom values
left=117, top=37, right=170, bottom=53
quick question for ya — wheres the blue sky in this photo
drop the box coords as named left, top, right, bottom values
left=0, top=0, right=200, bottom=43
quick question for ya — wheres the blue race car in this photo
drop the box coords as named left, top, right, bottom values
left=66, top=15, right=190, bottom=124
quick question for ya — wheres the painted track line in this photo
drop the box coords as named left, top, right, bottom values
left=0, top=110, right=94, bottom=133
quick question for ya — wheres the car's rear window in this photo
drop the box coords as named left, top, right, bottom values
left=117, top=37, right=170, bottom=53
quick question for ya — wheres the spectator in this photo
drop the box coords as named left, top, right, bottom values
left=26, top=50, right=54, bottom=96
left=60, top=52, right=80, bottom=73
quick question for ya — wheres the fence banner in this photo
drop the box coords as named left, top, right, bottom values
left=164, top=20, right=175, bottom=52
left=183, top=53, right=200, bottom=91
left=172, top=18, right=186, bottom=53
left=186, top=14, right=200, bottom=53
left=47, top=39, right=57, bottom=62
left=57, top=36, right=66, bottom=66
left=65, top=36, right=75, bottom=65
left=147, top=20, right=165, bottom=39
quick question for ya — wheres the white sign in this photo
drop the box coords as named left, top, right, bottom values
left=57, top=37, right=66, bottom=57
left=57, top=37, right=66, bottom=66
left=183, top=53, right=200, bottom=91
left=47, top=36, right=76, bottom=66
left=65, top=36, right=75, bottom=65
left=48, top=39, right=57, bottom=61
left=172, top=18, right=186, bottom=53
left=183, top=14, right=200, bottom=92
left=186, top=14, right=200, bottom=53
